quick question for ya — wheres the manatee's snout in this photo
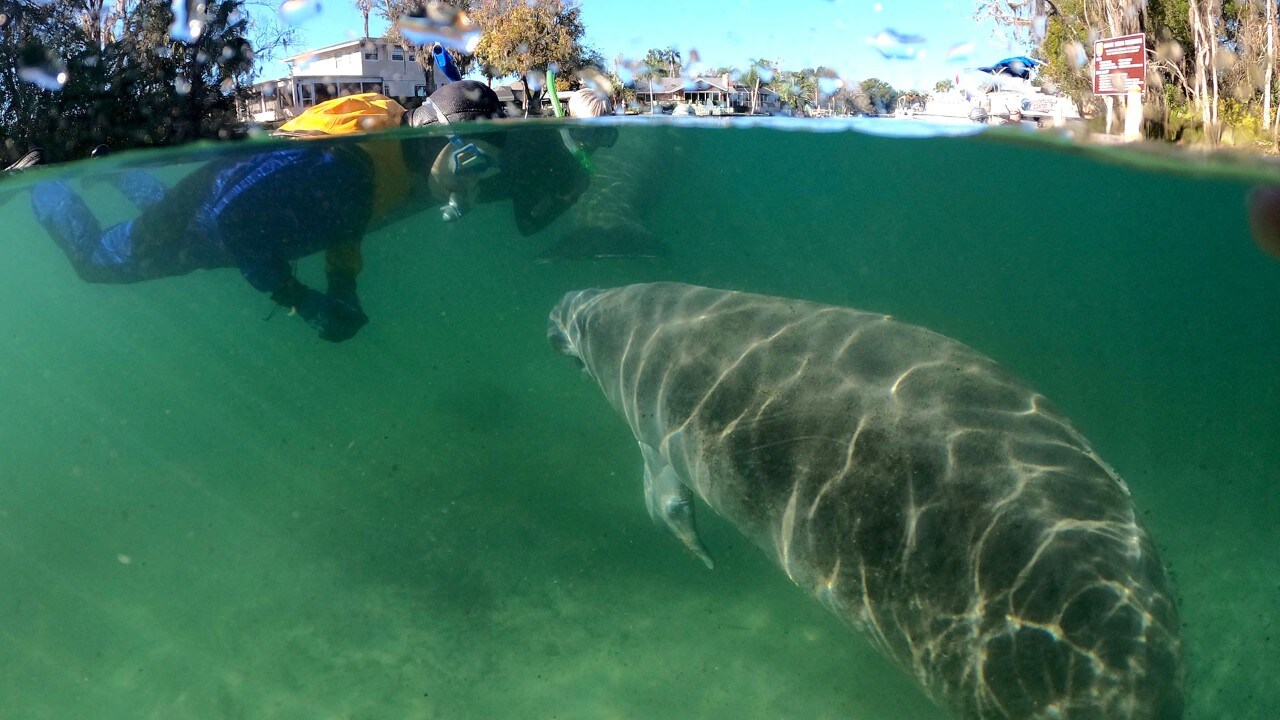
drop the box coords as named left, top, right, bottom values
left=548, top=288, right=603, bottom=364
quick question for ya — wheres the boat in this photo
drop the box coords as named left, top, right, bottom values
left=895, top=56, right=1082, bottom=127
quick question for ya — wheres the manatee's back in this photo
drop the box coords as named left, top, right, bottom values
left=554, top=282, right=1183, bottom=720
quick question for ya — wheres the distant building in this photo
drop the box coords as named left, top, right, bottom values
left=241, top=37, right=448, bottom=125
left=633, top=75, right=782, bottom=114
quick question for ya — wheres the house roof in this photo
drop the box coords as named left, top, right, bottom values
left=633, top=76, right=744, bottom=94
left=282, top=36, right=415, bottom=63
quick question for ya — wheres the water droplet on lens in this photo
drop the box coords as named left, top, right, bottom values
left=946, top=41, right=975, bottom=62
left=867, top=29, right=923, bottom=60
left=169, top=0, right=206, bottom=43
left=1155, top=41, right=1183, bottom=64
left=579, top=67, right=613, bottom=94
left=278, top=0, right=322, bottom=27
left=1213, top=48, right=1236, bottom=72
left=175, top=76, right=192, bottom=95
left=616, top=61, right=636, bottom=84
left=17, top=46, right=67, bottom=91
left=1031, top=14, right=1047, bottom=41
left=817, top=69, right=841, bottom=95
left=527, top=69, right=545, bottom=93
left=1065, top=41, right=1087, bottom=68
left=398, top=1, right=482, bottom=53
left=885, top=28, right=926, bottom=44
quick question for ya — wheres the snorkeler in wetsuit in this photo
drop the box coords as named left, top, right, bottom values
left=26, top=81, right=595, bottom=343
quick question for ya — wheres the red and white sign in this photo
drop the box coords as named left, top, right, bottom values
left=1093, top=33, right=1146, bottom=95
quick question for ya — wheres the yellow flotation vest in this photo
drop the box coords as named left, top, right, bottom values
left=275, top=93, right=412, bottom=220
left=276, top=92, right=407, bottom=135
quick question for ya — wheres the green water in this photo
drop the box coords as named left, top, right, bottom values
left=1, top=120, right=1276, bottom=719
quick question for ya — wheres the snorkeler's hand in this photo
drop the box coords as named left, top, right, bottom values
left=295, top=288, right=369, bottom=343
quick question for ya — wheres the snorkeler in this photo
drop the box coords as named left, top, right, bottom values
left=26, top=80, right=595, bottom=342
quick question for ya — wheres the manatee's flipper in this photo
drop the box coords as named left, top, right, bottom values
left=640, top=442, right=714, bottom=569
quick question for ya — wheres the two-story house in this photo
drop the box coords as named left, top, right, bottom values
left=242, top=37, right=449, bottom=125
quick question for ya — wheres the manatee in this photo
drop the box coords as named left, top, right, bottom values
left=548, top=282, right=1183, bottom=720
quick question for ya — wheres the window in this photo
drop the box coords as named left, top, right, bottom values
left=407, top=50, right=416, bottom=62
left=391, top=47, right=403, bottom=61
left=364, top=46, right=378, bottom=61
left=414, top=85, right=428, bottom=97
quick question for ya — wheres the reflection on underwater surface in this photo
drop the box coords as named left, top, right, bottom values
left=0, top=119, right=1276, bottom=719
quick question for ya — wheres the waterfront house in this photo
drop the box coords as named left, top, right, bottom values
left=633, top=75, right=782, bottom=114
left=242, top=38, right=448, bottom=125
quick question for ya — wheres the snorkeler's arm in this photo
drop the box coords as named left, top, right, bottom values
left=324, top=240, right=363, bottom=308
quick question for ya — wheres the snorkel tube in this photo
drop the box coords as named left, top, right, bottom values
left=432, top=43, right=462, bottom=83
left=546, top=66, right=595, bottom=173
left=546, top=66, right=565, bottom=117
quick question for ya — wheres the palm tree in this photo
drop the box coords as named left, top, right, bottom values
left=355, top=0, right=375, bottom=39
left=661, top=47, right=681, bottom=77
left=744, top=58, right=773, bottom=114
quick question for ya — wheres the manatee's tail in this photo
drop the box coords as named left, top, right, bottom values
left=535, top=222, right=669, bottom=264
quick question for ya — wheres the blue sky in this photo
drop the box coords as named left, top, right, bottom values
left=255, top=0, right=1020, bottom=91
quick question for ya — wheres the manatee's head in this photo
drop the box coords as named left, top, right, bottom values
left=548, top=288, right=605, bottom=370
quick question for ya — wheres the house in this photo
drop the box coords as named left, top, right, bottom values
left=633, top=75, right=782, bottom=114
left=241, top=37, right=449, bottom=125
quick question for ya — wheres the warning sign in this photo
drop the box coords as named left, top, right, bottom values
left=1093, top=33, right=1146, bottom=95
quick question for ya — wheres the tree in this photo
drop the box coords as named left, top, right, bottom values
left=858, top=78, right=899, bottom=115
left=355, top=0, right=376, bottom=39
left=469, top=0, right=586, bottom=112
left=1, top=0, right=259, bottom=163
left=642, top=47, right=682, bottom=78
left=934, top=78, right=954, bottom=92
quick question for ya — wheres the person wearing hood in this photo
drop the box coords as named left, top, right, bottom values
left=23, top=80, right=592, bottom=343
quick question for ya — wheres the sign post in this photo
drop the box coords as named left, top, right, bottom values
left=1093, top=33, right=1146, bottom=140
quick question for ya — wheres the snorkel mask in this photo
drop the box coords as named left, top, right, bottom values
left=419, top=96, right=500, bottom=221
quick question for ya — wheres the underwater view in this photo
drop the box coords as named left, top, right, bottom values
left=0, top=118, right=1276, bottom=719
